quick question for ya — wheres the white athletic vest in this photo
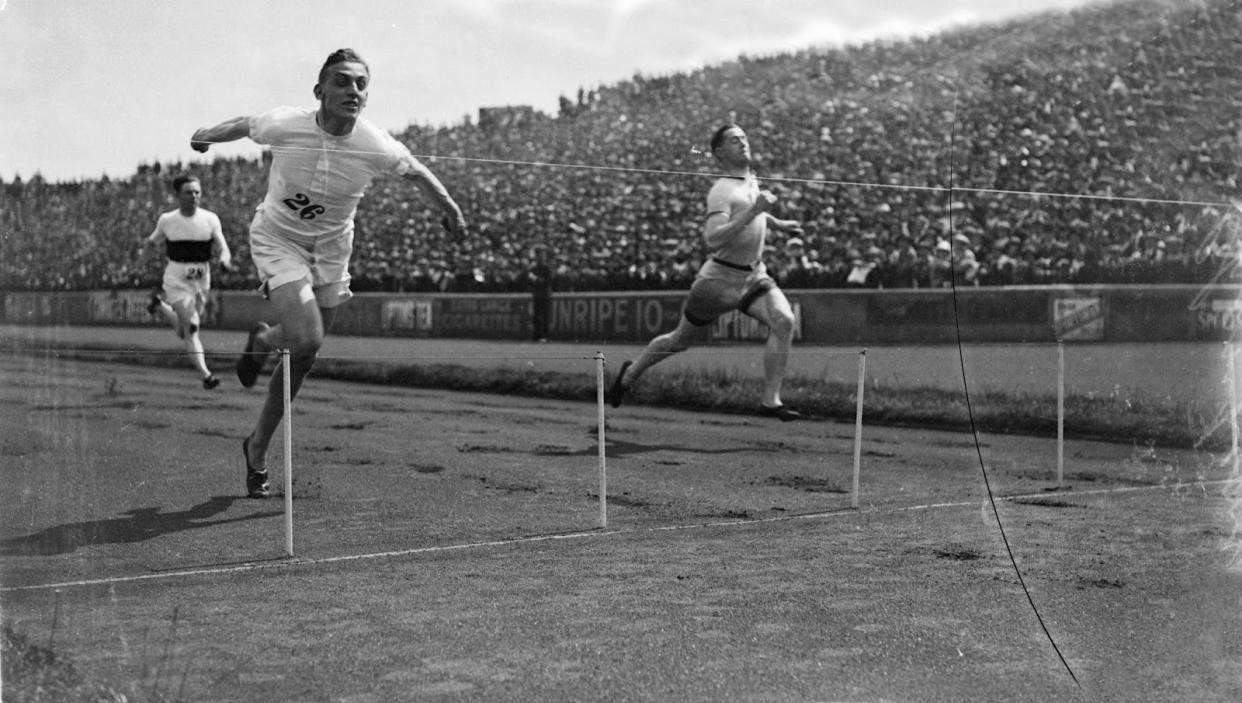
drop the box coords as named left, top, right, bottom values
left=248, top=106, right=414, bottom=239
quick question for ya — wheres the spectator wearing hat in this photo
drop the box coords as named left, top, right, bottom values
left=1020, top=244, right=1053, bottom=285
left=410, top=258, right=437, bottom=292
left=778, top=237, right=819, bottom=289
left=885, top=233, right=919, bottom=288
left=846, top=246, right=884, bottom=288
left=1137, top=233, right=1165, bottom=262
left=821, top=244, right=851, bottom=287
left=431, top=260, right=455, bottom=292
left=526, top=245, right=554, bottom=341
left=633, top=254, right=669, bottom=290
left=929, top=239, right=953, bottom=287
left=663, top=251, right=691, bottom=288
left=910, top=236, right=936, bottom=288
left=1099, top=242, right=1127, bottom=274
left=803, top=247, right=828, bottom=287
left=1159, top=236, right=1192, bottom=282
left=991, top=237, right=1022, bottom=285
left=1071, top=245, right=1105, bottom=284
left=951, top=233, right=981, bottom=286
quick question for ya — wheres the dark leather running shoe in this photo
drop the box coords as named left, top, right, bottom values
left=758, top=404, right=802, bottom=422
left=242, top=435, right=270, bottom=499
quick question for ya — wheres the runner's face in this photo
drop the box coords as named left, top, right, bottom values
left=177, top=181, right=201, bottom=211
left=316, top=61, right=369, bottom=121
left=714, top=127, right=751, bottom=167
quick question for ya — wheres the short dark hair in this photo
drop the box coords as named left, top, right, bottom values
left=170, top=174, right=200, bottom=194
left=319, top=48, right=369, bottom=84
left=710, top=123, right=742, bottom=152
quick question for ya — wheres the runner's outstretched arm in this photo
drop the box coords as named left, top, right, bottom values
left=190, top=116, right=251, bottom=153
left=402, top=156, right=466, bottom=234
left=210, top=217, right=233, bottom=271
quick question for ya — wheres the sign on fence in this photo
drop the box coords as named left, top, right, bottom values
left=1052, top=296, right=1104, bottom=341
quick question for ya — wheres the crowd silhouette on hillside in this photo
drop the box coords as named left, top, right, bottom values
left=3, top=0, right=1239, bottom=294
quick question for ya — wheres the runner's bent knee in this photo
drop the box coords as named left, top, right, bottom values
left=280, top=324, right=325, bottom=357
left=768, top=310, right=795, bottom=339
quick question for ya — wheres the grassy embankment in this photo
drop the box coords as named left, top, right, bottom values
left=10, top=341, right=1230, bottom=451
left=335, top=357, right=1222, bottom=450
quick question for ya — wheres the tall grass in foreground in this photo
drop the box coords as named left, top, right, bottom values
left=2, top=623, right=130, bottom=702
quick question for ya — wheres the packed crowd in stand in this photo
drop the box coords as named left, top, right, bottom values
left=3, top=0, right=1239, bottom=294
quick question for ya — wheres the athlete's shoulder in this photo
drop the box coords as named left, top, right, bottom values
left=353, top=117, right=408, bottom=147
left=346, top=118, right=412, bottom=164
left=259, top=105, right=314, bottom=123
left=250, top=106, right=315, bottom=143
left=149, top=210, right=174, bottom=238
left=705, top=176, right=742, bottom=203
left=352, top=115, right=385, bottom=135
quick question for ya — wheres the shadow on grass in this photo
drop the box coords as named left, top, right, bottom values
left=1, top=496, right=282, bottom=556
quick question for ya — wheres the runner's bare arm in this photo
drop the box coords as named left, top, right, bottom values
left=703, top=190, right=776, bottom=249
left=402, top=156, right=466, bottom=234
left=767, top=216, right=804, bottom=236
left=211, top=220, right=233, bottom=271
left=190, top=116, right=251, bottom=153
left=136, top=221, right=165, bottom=266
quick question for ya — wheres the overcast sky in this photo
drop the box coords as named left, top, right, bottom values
left=0, top=0, right=1102, bottom=183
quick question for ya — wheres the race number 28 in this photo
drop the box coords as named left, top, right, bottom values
left=282, top=193, right=326, bottom=220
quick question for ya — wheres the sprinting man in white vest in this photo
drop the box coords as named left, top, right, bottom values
left=608, top=123, right=805, bottom=421
left=190, top=48, right=468, bottom=498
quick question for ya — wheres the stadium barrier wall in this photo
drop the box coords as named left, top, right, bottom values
left=2, top=285, right=1239, bottom=344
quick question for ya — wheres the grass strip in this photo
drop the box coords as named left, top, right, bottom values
left=2, top=341, right=1227, bottom=451
left=2, top=623, right=130, bottom=703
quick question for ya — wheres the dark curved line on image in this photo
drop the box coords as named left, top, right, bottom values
left=945, top=93, right=1081, bottom=687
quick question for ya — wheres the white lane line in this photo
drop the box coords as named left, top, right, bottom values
left=3, top=479, right=1233, bottom=593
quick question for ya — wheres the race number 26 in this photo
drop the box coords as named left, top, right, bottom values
left=282, top=193, right=326, bottom=220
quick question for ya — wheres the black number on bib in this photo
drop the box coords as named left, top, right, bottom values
left=282, top=192, right=324, bottom=221
left=300, top=204, right=326, bottom=220
left=185, top=266, right=206, bottom=281
left=282, top=193, right=310, bottom=209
